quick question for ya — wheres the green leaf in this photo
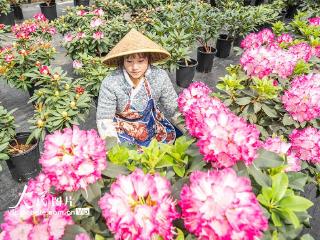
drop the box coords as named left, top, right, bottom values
left=248, top=165, right=271, bottom=187
left=156, top=155, right=174, bottom=168
left=279, top=209, right=300, bottom=228
left=81, top=181, right=101, bottom=205
left=101, top=161, right=130, bottom=178
left=262, top=104, right=278, bottom=118
left=253, top=102, right=262, bottom=113
left=236, top=97, right=251, bottom=105
left=173, top=165, right=185, bottom=177
left=254, top=149, right=284, bottom=169
left=279, top=196, right=313, bottom=212
left=175, top=228, right=185, bottom=240
left=287, top=172, right=308, bottom=192
left=271, top=211, right=282, bottom=227
left=62, top=224, right=88, bottom=240
left=300, top=234, right=315, bottom=240
left=271, top=173, right=289, bottom=202
left=95, top=234, right=105, bottom=240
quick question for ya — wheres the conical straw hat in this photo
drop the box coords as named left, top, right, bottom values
left=102, top=29, right=171, bottom=67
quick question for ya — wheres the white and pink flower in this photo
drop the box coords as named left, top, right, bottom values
left=308, top=17, right=320, bottom=26
left=289, top=127, right=320, bottom=164
left=73, top=60, right=83, bottom=69
left=93, top=31, right=104, bottom=40
left=90, top=18, right=103, bottom=28
left=99, top=169, right=179, bottom=240
left=282, top=73, right=320, bottom=122
left=33, top=13, right=47, bottom=21
left=92, top=8, right=104, bottom=17
left=39, top=65, right=50, bottom=75
left=39, top=126, right=107, bottom=191
left=64, top=33, right=73, bottom=42
left=179, top=168, right=268, bottom=239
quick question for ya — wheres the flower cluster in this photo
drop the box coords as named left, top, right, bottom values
left=240, top=28, right=275, bottom=50
left=240, top=46, right=298, bottom=79
left=282, top=73, right=320, bottom=122
left=308, top=17, right=320, bottom=26
left=11, top=13, right=56, bottom=40
left=289, top=127, right=320, bottom=164
left=179, top=168, right=268, bottom=239
left=263, top=137, right=301, bottom=172
left=179, top=83, right=262, bottom=168
left=288, top=42, right=313, bottom=62
left=99, top=169, right=179, bottom=240
left=0, top=174, right=73, bottom=240
left=75, top=233, right=91, bottom=240
left=39, top=126, right=107, bottom=191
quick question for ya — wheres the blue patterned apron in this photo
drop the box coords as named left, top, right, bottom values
left=113, top=78, right=178, bottom=147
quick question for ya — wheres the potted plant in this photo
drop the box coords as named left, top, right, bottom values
left=40, top=0, right=57, bottom=21
left=27, top=66, right=91, bottom=140
left=196, top=5, right=221, bottom=73
left=0, top=39, right=56, bottom=95
left=0, top=105, right=40, bottom=182
left=147, top=2, right=200, bottom=87
left=9, top=0, right=23, bottom=20
left=0, top=0, right=14, bottom=25
left=72, top=53, right=112, bottom=105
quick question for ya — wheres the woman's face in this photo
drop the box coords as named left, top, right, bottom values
left=123, top=53, right=149, bottom=80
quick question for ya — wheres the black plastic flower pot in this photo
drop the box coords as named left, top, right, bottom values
left=6, top=132, right=40, bottom=182
left=176, top=58, right=198, bottom=88
left=0, top=10, right=15, bottom=26
left=233, top=35, right=244, bottom=47
left=210, top=0, right=216, bottom=7
left=243, top=0, right=251, bottom=6
left=40, top=3, right=57, bottom=21
left=286, top=5, right=298, bottom=19
left=11, top=4, right=23, bottom=20
left=196, top=46, right=216, bottom=73
left=74, top=0, right=90, bottom=6
left=216, top=34, right=234, bottom=58
left=254, top=0, right=264, bottom=6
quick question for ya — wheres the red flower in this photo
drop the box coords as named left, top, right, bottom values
left=39, top=65, right=50, bottom=75
left=75, top=86, right=85, bottom=95
left=0, top=24, right=5, bottom=30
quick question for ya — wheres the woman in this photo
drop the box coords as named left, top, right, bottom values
left=97, top=29, right=182, bottom=147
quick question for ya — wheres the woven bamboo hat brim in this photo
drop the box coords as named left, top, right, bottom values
left=102, top=29, right=171, bottom=67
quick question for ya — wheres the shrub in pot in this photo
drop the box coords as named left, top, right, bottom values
left=40, top=0, right=57, bottom=21
left=63, top=15, right=129, bottom=59
left=176, top=58, right=198, bottom=88
left=195, top=5, right=221, bottom=73
left=0, top=39, right=55, bottom=94
left=72, top=53, right=112, bottom=103
left=0, top=105, right=40, bottom=181
left=27, top=66, right=91, bottom=140
left=10, top=0, right=23, bottom=20
left=147, top=1, right=201, bottom=79
left=74, top=0, right=89, bottom=7
left=0, top=0, right=14, bottom=25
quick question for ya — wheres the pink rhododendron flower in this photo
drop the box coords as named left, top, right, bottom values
left=263, top=137, right=301, bottom=172
left=5, top=54, right=13, bottom=62
left=178, top=81, right=212, bottom=113
left=39, top=65, right=50, bottom=75
left=93, top=31, right=104, bottom=40
left=288, top=42, right=313, bottom=62
left=99, top=169, right=179, bottom=240
left=73, top=60, right=83, bottom=69
left=0, top=174, right=73, bottom=240
left=48, top=27, right=56, bottom=35
left=90, top=18, right=103, bottom=28
left=282, top=73, right=320, bottom=122
left=277, top=33, right=293, bottom=44
left=64, top=33, right=73, bottom=42
left=179, top=169, right=268, bottom=239
left=33, top=13, right=47, bottom=21
left=240, top=46, right=298, bottom=79
left=77, top=32, right=86, bottom=39
left=75, top=233, right=91, bottom=240
left=39, top=126, right=107, bottom=191
left=240, top=29, right=274, bottom=49
left=76, top=10, right=87, bottom=16
left=289, top=127, right=320, bottom=164
left=92, top=8, right=104, bottom=16
left=313, top=46, right=320, bottom=58
left=308, top=17, right=320, bottom=26
left=179, top=83, right=261, bottom=168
